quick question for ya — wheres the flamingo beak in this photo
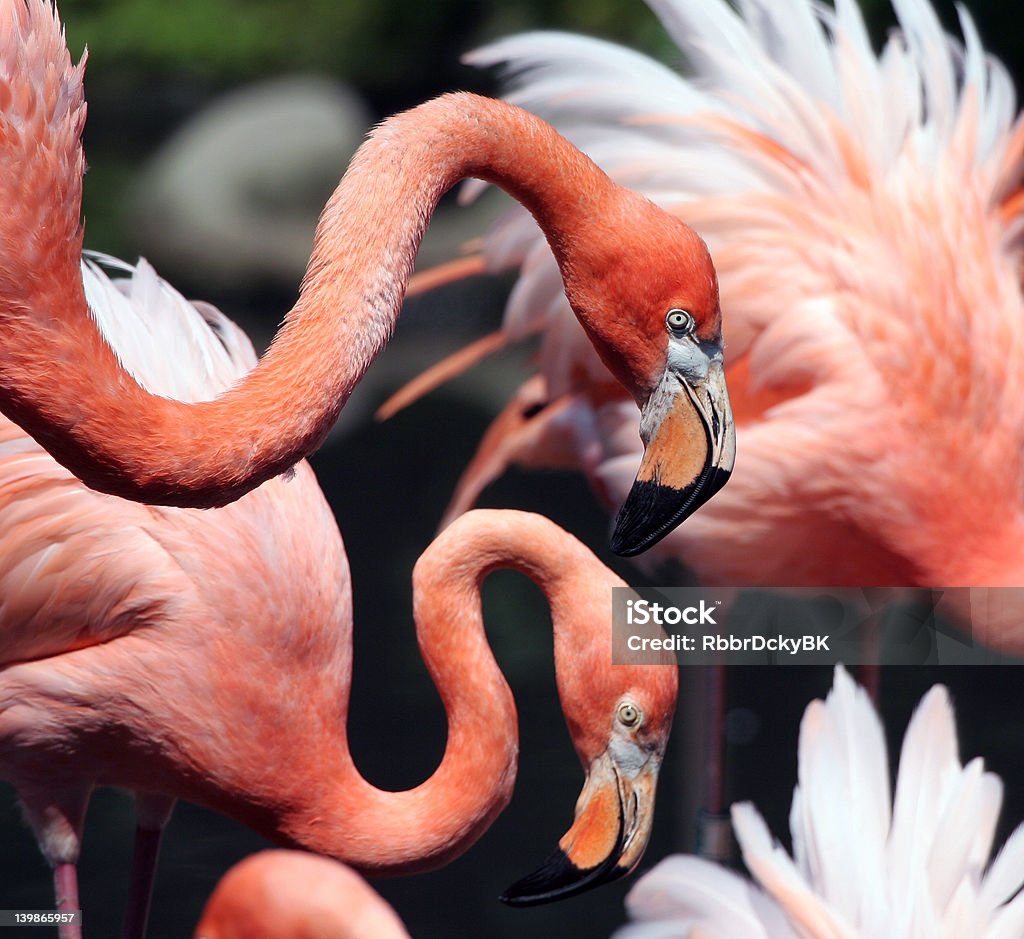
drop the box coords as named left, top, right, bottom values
left=499, top=746, right=660, bottom=906
left=610, top=353, right=734, bottom=556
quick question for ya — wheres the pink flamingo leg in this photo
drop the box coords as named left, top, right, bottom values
left=19, top=786, right=89, bottom=939
left=52, top=862, right=82, bottom=939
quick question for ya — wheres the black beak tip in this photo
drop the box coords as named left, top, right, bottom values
left=499, top=848, right=627, bottom=907
left=610, top=467, right=732, bottom=557
left=609, top=480, right=685, bottom=558
left=609, top=527, right=648, bottom=558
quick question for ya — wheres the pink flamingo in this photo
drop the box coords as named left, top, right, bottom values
left=0, top=254, right=679, bottom=934
left=614, top=666, right=1024, bottom=938
left=0, top=0, right=734, bottom=556
left=194, top=851, right=411, bottom=939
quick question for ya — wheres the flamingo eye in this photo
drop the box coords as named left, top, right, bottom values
left=617, top=701, right=642, bottom=727
left=665, top=308, right=695, bottom=336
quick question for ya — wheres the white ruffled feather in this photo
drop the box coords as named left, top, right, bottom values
left=472, top=0, right=1019, bottom=334
left=612, top=667, right=1024, bottom=938
left=80, top=252, right=255, bottom=402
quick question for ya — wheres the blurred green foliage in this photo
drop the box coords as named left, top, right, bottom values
left=63, top=0, right=483, bottom=98
left=480, top=0, right=669, bottom=57
left=60, top=0, right=667, bottom=102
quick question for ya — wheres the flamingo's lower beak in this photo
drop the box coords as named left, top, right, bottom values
left=499, top=747, right=660, bottom=906
left=610, top=359, right=734, bottom=556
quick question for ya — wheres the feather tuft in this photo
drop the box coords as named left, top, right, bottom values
left=614, top=667, right=1022, bottom=937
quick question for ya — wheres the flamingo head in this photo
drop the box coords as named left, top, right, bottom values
left=501, top=621, right=678, bottom=906
left=558, top=192, right=735, bottom=556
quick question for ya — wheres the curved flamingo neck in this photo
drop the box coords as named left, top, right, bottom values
left=276, top=511, right=609, bottom=874
left=0, top=92, right=612, bottom=507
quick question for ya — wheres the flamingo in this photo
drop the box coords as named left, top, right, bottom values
left=0, top=0, right=735, bottom=556
left=412, top=0, right=1024, bottom=647
left=0, top=245, right=679, bottom=934
left=612, top=666, right=1024, bottom=938
left=194, top=851, right=411, bottom=939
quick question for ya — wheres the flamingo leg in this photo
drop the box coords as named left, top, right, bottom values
left=19, top=783, right=91, bottom=939
left=858, top=604, right=882, bottom=703
left=52, top=862, right=82, bottom=939
left=121, top=794, right=175, bottom=939
left=696, top=661, right=732, bottom=862
left=858, top=662, right=881, bottom=703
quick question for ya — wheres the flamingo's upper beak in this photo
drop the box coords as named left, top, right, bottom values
left=610, top=341, right=734, bottom=557
left=499, top=743, right=661, bottom=906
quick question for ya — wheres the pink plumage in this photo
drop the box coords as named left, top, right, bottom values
left=194, top=851, right=412, bottom=939
left=442, top=0, right=1024, bottom=642
left=0, top=255, right=350, bottom=939
left=0, top=260, right=678, bottom=936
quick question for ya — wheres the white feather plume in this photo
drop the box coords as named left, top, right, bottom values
left=611, top=667, right=1024, bottom=938
left=81, top=252, right=255, bottom=403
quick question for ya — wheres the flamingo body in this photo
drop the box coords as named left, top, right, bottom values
left=0, top=256, right=346, bottom=932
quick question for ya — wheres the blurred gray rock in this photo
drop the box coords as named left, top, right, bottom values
left=129, top=74, right=372, bottom=288
left=126, top=73, right=519, bottom=438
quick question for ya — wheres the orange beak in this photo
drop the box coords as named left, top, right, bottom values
left=499, top=745, right=662, bottom=905
left=611, top=352, right=734, bottom=556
